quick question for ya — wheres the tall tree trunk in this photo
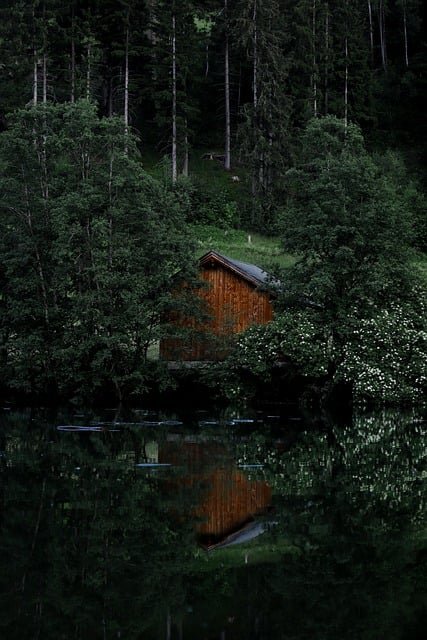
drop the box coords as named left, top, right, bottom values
left=378, top=0, right=387, bottom=71
left=166, top=610, right=171, bottom=640
left=251, top=0, right=258, bottom=200
left=312, top=0, right=317, bottom=117
left=253, top=0, right=258, bottom=110
left=205, top=41, right=209, bottom=77
left=237, top=62, right=242, bottom=113
left=33, top=49, right=38, bottom=105
left=71, top=9, right=76, bottom=102
left=33, top=2, right=38, bottom=106
left=344, top=34, right=348, bottom=129
left=403, top=1, right=409, bottom=67
left=42, top=1, right=47, bottom=104
left=86, top=43, right=91, bottom=100
left=182, top=125, right=189, bottom=176
left=171, top=10, right=177, bottom=183
left=42, top=54, right=47, bottom=103
left=124, top=23, right=130, bottom=154
left=367, top=0, right=374, bottom=59
left=324, top=2, right=329, bottom=114
left=224, top=0, right=231, bottom=170
left=108, top=77, right=113, bottom=116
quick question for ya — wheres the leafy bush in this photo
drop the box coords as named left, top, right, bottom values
left=226, top=301, right=427, bottom=405
left=175, top=177, right=238, bottom=228
left=227, top=311, right=330, bottom=378
left=337, top=303, right=427, bottom=404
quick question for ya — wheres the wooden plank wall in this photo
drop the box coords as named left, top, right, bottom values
left=160, top=261, right=273, bottom=361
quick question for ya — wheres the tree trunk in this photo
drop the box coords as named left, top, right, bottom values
left=108, top=76, right=114, bottom=116
left=42, top=54, right=47, bottom=103
left=378, top=0, right=387, bottom=71
left=251, top=0, right=258, bottom=201
left=71, top=38, right=76, bottom=102
left=224, top=0, right=231, bottom=170
left=70, top=7, right=76, bottom=102
left=124, top=23, right=130, bottom=154
left=32, top=3, right=38, bottom=105
left=171, top=10, right=177, bottom=183
left=33, top=49, right=38, bottom=105
left=182, top=127, right=189, bottom=176
left=344, top=34, right=348, bottom=129
left=324, top=2, right=329, bottom=114
left=312, top=0, right=317, bottom=117
left=403, top=1, right=409, bottom=67
left=253, top=0, right=258, bottom=110
left=367, top=0, right=374, bottom=59
left=166, top=610, right=171, bottom=640
left=86, top=43, right=91, bottom=100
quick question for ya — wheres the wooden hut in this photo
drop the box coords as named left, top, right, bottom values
left=160, top=250, right=275, bottom=362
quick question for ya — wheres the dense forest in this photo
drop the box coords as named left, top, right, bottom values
left=0, top=0, right=426, bottom=405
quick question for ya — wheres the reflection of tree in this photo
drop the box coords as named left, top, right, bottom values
left=0, top=414, right=198, bottom=639
left=0, top=411, right=425, bottom=639
left=232, top=411, right=427, bottom=639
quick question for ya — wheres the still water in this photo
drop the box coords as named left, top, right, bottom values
left=0, top=408, right=426, bottom=639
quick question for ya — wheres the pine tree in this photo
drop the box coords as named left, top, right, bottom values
left=235, top=0, right=292, bottom=225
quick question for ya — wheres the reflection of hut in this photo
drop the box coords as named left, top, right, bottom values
left=160, top=251, right=275, bottom=361
left=160, top=439, right=271, bottom=548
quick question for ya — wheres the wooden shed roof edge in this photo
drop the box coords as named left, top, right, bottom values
left=199, top=250, right=274, bottom=288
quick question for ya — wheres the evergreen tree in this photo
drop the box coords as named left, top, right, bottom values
left=0, top=101, right=196, bottom=400
left=235, top=0, right=292, bottom=225
left=280, top=116, right=414, bottom=324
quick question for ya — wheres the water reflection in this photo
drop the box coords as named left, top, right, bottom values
left=0, top=410, right=425, bottom=639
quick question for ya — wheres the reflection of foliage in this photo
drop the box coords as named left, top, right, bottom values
left=233, top=411, right=427, bottom=639
left=239, top=411, right=426, bottom=544
left=1, top=411, right=426, bottom=640
left=0, top=414, right=198, bottom=639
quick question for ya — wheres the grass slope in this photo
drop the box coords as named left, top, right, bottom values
left=192, top=224, right=295, bottom=272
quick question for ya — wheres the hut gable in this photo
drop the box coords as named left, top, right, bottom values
left=199, top=250, right=271, bottom=288
left=160, top=250, right=275, bottom=362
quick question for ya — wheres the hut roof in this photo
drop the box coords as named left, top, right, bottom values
left=199, top=250, right=272, bottom=288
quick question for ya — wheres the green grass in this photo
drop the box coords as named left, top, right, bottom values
left=192, top=536, right=299, bottom=572
left=192, top=224, right=295, bottom=272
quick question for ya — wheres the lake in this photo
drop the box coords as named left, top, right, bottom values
left=0, top=407, right=425, bottom=639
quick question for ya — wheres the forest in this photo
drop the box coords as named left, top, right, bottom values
left=0, top=0, right=426, bottom=405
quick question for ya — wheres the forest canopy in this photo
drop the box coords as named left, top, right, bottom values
left=0, top=102, right=196, bottom=401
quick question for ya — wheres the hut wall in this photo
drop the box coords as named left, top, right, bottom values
left=160, top=261, right=273, bottom=361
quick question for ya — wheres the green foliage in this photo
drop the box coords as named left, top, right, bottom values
left=280, top=117, right=414, bottom=320
left=224, top=296, right=427, bottom=405
left=0, top=101, right=195, bottom=400
left=172, top=177, right=238, bottom=228
left=228, top=311, right=330, bottom=378
left=337, top=302, right=427, bottom=404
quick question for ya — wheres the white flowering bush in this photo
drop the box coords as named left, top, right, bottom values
left=337, top=303, right=427, bottom=404
left=230, top=310, right=330, bottom=378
